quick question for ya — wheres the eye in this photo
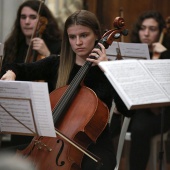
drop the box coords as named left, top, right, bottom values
left=140, top=26, right=146, bottom=31
left=20, top=15, right=26, bottom=19
left=80, top=33, right=88, bottom=38
left=68, top=35, right=75, bottom=39
left=29, top=15, right=37, bottom=20
left=149, top=27, right=158, bottom=32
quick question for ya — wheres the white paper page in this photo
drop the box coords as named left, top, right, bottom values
left=28, top=82, right=56, bottom=137
left=0, top=98, right=36, bottom=134
left=0, top=80, right=56, bottom=137
left=140, top=60, right=170, bottom=99
left=99, top=60, right=169, bottom=109
left=119, top=42, right=150, bottom=60
left=106, top=42, right=150, bottom=60
left=106, top=41, right=119, bottom=60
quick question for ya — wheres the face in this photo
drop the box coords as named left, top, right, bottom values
left=67, top=25, right=97, bottom=61
left=20, top=7, right=38, bottom=38
left=139, top=18, right=160, bottom=47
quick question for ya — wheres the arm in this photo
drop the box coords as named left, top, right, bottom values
left=152, top=42, right=167, bottom=54
left=0, top=55, right=59, bottom=81
left=1, top=70, right=16, bottom=80
left=32, top=38, right=61, bottom=57
left=113, top=91, right=135, bottom=118
left=152, top=43, right=168, bottom=59
left=32, top=37, right=51, bottom=57
left=160, top=50, right=170, bottom=59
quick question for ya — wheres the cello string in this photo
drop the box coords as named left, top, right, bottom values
left=52, top=61, right=92, bottom=122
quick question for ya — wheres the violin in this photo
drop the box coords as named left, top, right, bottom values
left=24, top=0, right=48, bottom=63
left=152, top=16, right=170, bottom=59
left=32, top=16, right=48, bottom=62
left=17, top=17, right=128, bottom=170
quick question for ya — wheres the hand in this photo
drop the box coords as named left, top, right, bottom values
left=1, top=70, right=16, bottom=80
left=152, top=42, right=167, bottom=53
left=32, top=37, right=50, bottom=57
left=86, top=43, right=108, bottom=65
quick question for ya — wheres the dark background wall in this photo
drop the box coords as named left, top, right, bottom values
left=84, top=0, right=170, bottom=42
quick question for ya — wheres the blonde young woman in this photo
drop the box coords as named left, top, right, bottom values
left=1, top=10, right=132, bottom=170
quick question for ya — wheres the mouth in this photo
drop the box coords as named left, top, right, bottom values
left=23, top=28, right=33, bottom=31
left=142, top=39, right=150, bottom=43
left=76, top=48, right=85, bottom=52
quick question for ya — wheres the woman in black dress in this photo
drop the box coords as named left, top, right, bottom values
left=1, top=10, right=131, bottom=170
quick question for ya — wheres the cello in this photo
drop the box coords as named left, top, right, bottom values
left=17, top=17, right=128, bottom=170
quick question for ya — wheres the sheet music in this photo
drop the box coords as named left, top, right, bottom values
left=0, top=80, right=56, bottom=137
left=99, top=60, right=170, bottom=109
left=106, top=42, right=150, bottom=60
left=119, top=42, right=150, bottom=60
left=0, top=98, right=36, bottom=134
left=141, top=60, right=170, bottom=98
left=106, top=41, right=118, bottom=60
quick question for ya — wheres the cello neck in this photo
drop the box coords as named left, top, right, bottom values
left=52, top=60, right=92, bottom=123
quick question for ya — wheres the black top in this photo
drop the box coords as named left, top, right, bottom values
left=1, top=55, right=131, bottom=115
left=1, top=55, right=131, bottom=169
left=0, top=55, right=133, bottom=170
left=2, top=37, right=61, bottom=65
left=0, top=38, right=62, bottom=147
left=0, top=55, right=132, bottom=142
left=150, top=50, right=170, bottom=59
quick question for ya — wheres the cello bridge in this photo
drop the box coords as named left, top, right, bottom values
left=34, top=140, right=52, bottom=152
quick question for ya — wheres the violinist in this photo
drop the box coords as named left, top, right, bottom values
left=128, top=10, right=170, bottom=170
left=1, top=0, right=61, bottom=149
left=1, top=10, right=132, bottom=170
left=130, top=10, right=170, bottom=59
left=2, top=0, right=61, bottom=67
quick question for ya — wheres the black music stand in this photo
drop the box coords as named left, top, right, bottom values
left=159, top=108, right=165, bottom=170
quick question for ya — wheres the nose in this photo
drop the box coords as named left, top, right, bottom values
left=76, top=37, right=82, bottom=45
left=143, top=28, right=149, bottom=36
left=25, top=17, right=30, bottom=24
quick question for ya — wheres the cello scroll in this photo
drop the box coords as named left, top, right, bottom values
left=98, top=17, right=128, bottom=49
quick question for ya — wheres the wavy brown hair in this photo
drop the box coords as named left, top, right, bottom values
left=3, top=0, right=61, bottom=64
left=130, top=10, right=165, bottom=43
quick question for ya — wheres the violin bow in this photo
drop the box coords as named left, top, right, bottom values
left=24, top=0, right=45, bottom=63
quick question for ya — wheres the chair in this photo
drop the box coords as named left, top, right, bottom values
left=124, top=127, right=169, bottom=170
left=148, top=132, right=169, bottom=170
left=114, top=117, right=131, bottom=170
left=114, top=117, right=169, bottom=170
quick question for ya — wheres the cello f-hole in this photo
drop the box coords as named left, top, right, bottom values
left=56, top=139, right=65, bottom=166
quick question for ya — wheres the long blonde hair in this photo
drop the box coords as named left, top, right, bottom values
left=56, top=10, right=101, bottom=88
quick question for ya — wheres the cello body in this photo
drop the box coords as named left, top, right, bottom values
left=18, top=86, right=109, bottom=170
